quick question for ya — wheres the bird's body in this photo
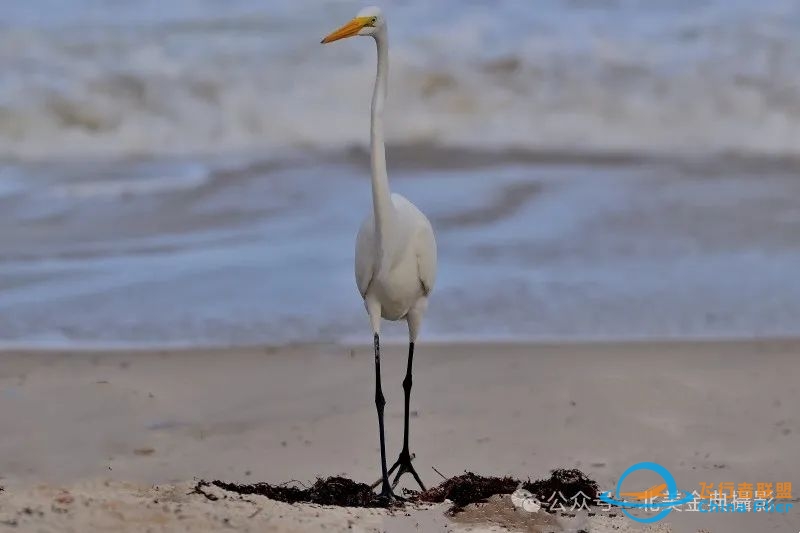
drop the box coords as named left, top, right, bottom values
left=322, top=6, right=437, bottom=501
left=355, top=192, right=436, bottom=329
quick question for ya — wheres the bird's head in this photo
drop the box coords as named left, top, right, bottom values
left=321, top=6, right=385, bottom=44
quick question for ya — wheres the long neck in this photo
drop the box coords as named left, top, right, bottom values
left=370, top=28, right=393, bottom=262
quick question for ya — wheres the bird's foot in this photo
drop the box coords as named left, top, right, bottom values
left=375, top=481, right=404, bottom=506
left=388, top=449, right=426, bottom=491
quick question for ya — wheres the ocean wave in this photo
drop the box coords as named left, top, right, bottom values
left=50, top=162, right=210, bottom=199
left=1, top=0, right=799, bottom=160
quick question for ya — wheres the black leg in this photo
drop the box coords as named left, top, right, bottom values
left=373, top=333, right=394, bottom=500
left=386, top=342, right=426, bottom=491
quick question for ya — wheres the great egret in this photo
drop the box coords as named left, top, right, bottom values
left=322, top=6, right=437, bottom=501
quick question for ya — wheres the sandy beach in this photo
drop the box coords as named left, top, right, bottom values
left=0, top=339, right=797, bottom=532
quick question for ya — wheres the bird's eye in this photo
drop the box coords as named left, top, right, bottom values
left=371, top=17, right=378, bottom=25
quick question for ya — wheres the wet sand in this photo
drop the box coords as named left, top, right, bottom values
left=0, top=339, right=798, bottom=531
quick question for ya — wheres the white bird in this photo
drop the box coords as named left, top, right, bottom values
left=322, top=6, right=437, bottom=501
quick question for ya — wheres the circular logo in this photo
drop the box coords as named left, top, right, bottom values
left=599, top=462, right=694, bottom=524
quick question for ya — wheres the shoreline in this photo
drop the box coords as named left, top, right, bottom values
left=4, top=333, right=800, bottom=355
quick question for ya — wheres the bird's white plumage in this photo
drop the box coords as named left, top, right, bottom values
left=349, top=7, right=436, bottom=342
left=324, top=6, right=436, bottom=342
left=356, top=193, right=436, bottom=342
left=355, top=193, right=436, bottom=303
left=414, top=213, right=437, bottom=297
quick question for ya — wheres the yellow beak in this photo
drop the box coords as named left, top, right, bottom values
left=321, top=17, right=371, bottom=44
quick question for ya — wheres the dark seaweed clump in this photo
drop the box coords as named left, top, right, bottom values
left=523, top=468, right=599, bottom=503
left=416, top=468, right=598, bottom=512
left=193, top=476, right=384, bottom=507
left=416, top=472, right=519, bottom=507
left=193, top=468, right=600, bottom=512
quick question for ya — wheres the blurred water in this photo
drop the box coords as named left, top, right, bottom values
left=0, top=0, right=799, bottom=158
left=1, top=149, right=800, bottom=347
left=2, top=1, right=800, bottom=347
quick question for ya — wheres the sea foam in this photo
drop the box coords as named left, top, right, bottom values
left=0, top=0, right=799, bottom=160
